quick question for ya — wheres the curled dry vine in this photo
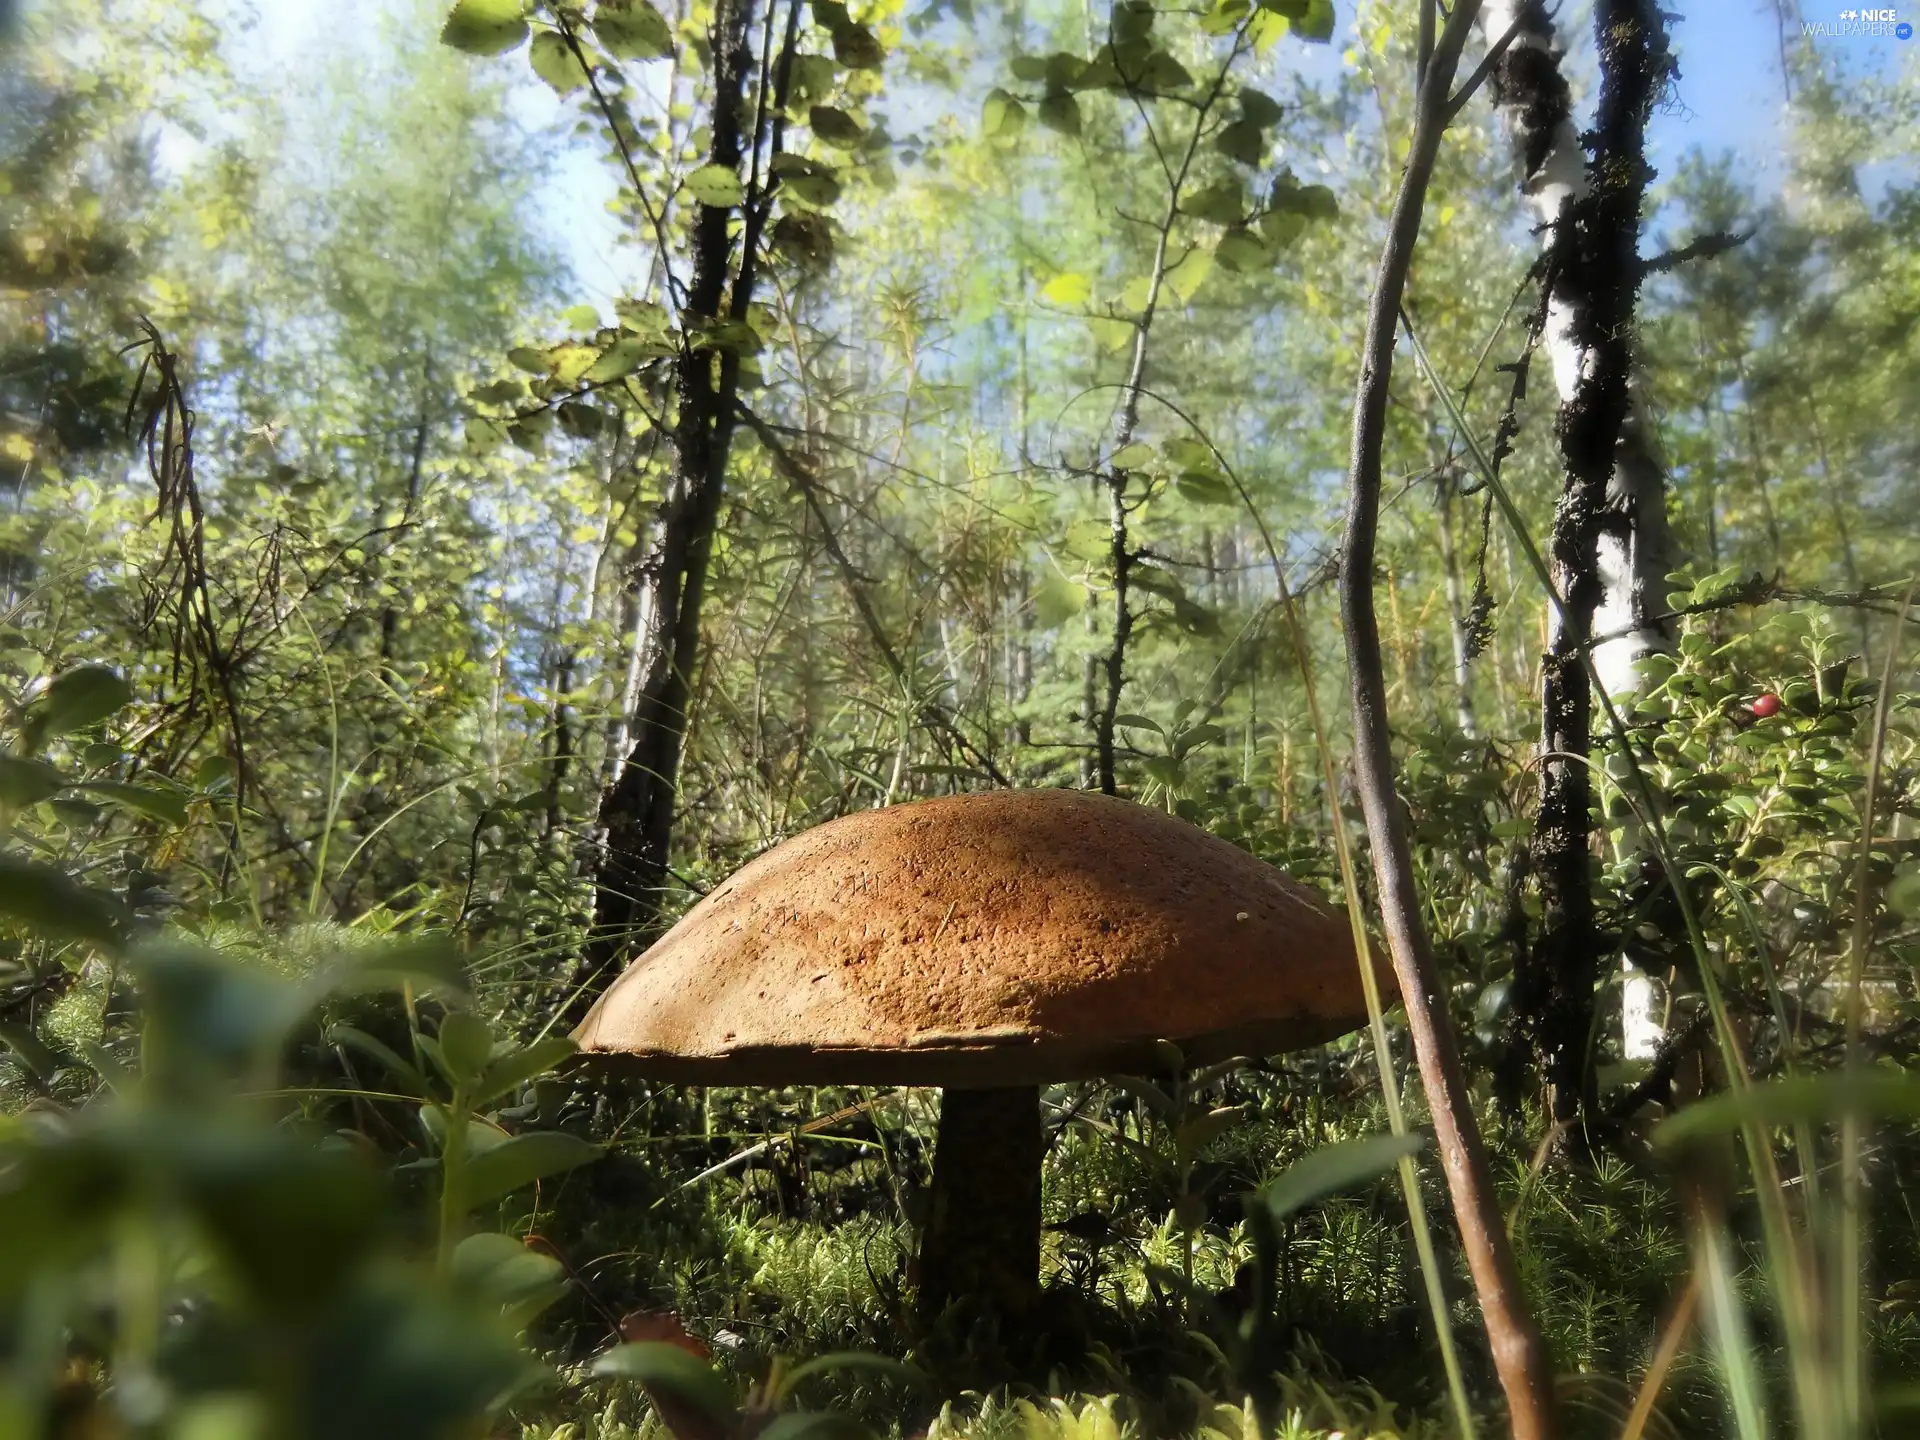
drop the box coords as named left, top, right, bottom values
left=124, top=316, right=249, bottom=802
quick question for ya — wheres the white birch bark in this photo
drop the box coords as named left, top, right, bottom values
left=1482, top=0, right=1675, bottom=1060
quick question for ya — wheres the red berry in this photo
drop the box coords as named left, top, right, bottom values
left=1750, top=693, right=1782, bottom=719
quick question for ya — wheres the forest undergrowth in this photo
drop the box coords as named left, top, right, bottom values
left=1, top=0, right=1917, bottom=1437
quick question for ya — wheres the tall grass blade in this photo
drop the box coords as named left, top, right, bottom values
left=1839, top=577, right=1915, bottom=1438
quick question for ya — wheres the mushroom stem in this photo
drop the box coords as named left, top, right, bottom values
left=918, top=1084, right=1042, bottom=1326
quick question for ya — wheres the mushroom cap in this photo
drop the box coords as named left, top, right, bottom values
left=572, top=788, right=1383, bottom=1086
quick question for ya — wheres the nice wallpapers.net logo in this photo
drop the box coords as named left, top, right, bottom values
left=1805, top=7, right=1914, bottom=37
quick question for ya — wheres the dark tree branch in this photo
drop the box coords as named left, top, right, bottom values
left=1638, top=228, right=1753, bottom=278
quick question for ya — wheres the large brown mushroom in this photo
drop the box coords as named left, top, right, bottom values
left=572, top=788, right=1380, bottom=1326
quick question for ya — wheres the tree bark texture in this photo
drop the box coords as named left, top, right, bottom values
left=1484, top=0, right=1676, bottom=1122
left=577, top=0, right=765, bottom=1024
left=918, top=1085, right=1043, bottom=1326
left=1338, top=5, right=1558, bottom=1435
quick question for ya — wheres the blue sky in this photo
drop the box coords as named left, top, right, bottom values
left=233, top=0, right=1908, bottom=310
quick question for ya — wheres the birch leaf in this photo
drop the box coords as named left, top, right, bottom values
left=440, top=0, right=528, bottom=54
left=684, top=164, right=745, bottom=208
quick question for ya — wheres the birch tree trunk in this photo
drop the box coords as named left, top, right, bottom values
left=1483, top=0, right=1677, bottom=1127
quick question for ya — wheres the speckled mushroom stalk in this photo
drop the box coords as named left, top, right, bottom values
left=918, top=1085, right=1043, bottom=1322
left=569, top=788, right=1383, bottom=1330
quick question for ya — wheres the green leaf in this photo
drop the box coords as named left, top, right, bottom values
left=1043, top=51, right=1087, bottom=88
left=546, top=343, right=599, bottom=386
left=0, top=756, right=63, bottom=810
left=684, top=164, right=744, bottom=207
left=770, top=154, right=841, bottom=209
left=461, top=1130, right=602, bottom=1207
left=808, top=104, right=866, bottom=146
left=507, top=345, right=549, bottom=373
left=1162, top=436, right=1212, bottom=468
left=1032, top=575, right=1088, bottom=627
left=1200, top=0, right=1252, bottom=34
left=1297, top=0, right=1336, bottom=41
left=787, top=53, right=838, bottom=107
left=0, top=1134, right=129, bottom=1295
left=473, top=1036, right=578, bottom=1105
left=0, top=855, right=127, bottom=947
left=465, top=417, right=512, bottom=453
left=440, top=0, right=528, bottom=54
left=77, top=781, right=188, bottom=827
left=48, top=797, right=99, bottom=827
left=301, top=1270, right=541, bottom=1433
left=593, top=0, right=673, bottom=59
left=438, top=1012, right=496, bottom=1087
left=1213, top=228, right=1269, bottom=272
left=1141, top=51, right=1193, bottom=91
left=583, top=335, right=657, bottom=384
left=1110, top=441, right=1153, bottom=470
left=1239, top=86, right=1285, bottom=126
left=1176, top=468, right=1235, bottom=505
left=0, top=1021, right=58, bottom=1080
left=593, top=1341, right=736, bottom=1421
left=1655, top=1072, right=1920, bottom=1152
left=1259, top=208, right=1307, bottom=248
left=1087, top=315, right=1134, bottom=351
left=469, top=378, right=526, bottom=406
left=1184, top=179, right=1245, bottom=226
left=1261, top=1132, right=1427, bottom=1223
left=560, top=303, right=602, bottom=332
left=134, top=946, right=308, bottom=1082
left=1114, top=1, right=1156, bottom=45
left=1215, top=119, right=1267, bottom=166
left=35, top=665, right=133, bottom=742
left=558, top=402, right=607, bottom=438
left=616, top=298, right=671, bottom=333
left=1249, top=8, right=1290, bottom=52
left=181, top=1133, right=387, bottom=1315
left=830, top=22, right=883, bottom=69
left=1889, top=865, right=1920, bottom=919
left=1172, top=722, right=1227, bottom=758
left=773, top=210, right=835, bottom=268
left=1040, top=272, right=1093, bottom=307
left=451, top=1231, right=567, bottom=1317
left=421, top=1105, right=512, bottom=1155
left=1070, top=54, right=1120, bottom=90
left=326, top=1024, right=430, bottom=1097
left=1166, top=247, right=1214, bottom=302
left=1113, top=713, right=1163, bottom=736
left=982, top=88, right=1027, bottom=138
left=326, top=934, right=468, bottom=1002
left=1270, top=173, right=1339, bottom=220
left=528, top=31, right=590, bottom=93
left=1038, top=90, right=1082, bottom=136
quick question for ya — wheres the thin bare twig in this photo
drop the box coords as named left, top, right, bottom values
left=736, top=404, right=1011, bottom=788
left=1337, top=2, right=1560, bottom=1436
